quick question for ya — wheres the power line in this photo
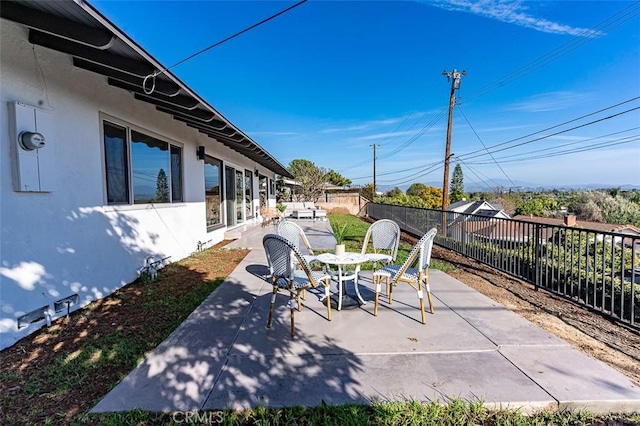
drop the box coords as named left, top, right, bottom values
left=457, top=105, right=516, bottom=188
left=456, top=159, right=497, bottom=191
left=466, top=137, right=639, bottom=165
left=342, top=3, right=639, bottom=183
left=457, top=105, right=640, bottom=162
left=461, top=1, right=640, bottom=103
left=143, top=0, right=308, bottom=94
left=476, top=127, right=640, bottom=162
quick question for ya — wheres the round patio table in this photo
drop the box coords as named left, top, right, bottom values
left=316, top=252, right=368, bottom=310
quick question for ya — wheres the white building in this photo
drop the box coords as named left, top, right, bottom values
left=0, top=0, right=292, bottom=350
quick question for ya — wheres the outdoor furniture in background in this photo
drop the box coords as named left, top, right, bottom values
left=313, top=208, right=327, bottom=221
left=282, top=202, right=327, bottom=220
left=260, top=206, right=280, bottom=227
left=277, top=220, right=318, bottom=265
left=262, top=234, right=332, bottom=336
left=361, top=219, right=401, bottom=271
left=316, top=252, right=369, bottom=311
left=372, top=228, right=438, bottom=323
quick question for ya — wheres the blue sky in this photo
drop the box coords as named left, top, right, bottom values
left=91, top=0, right=640, bottom=191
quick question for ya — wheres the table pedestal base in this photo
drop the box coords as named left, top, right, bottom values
left=329, top=295, right=361, bottom=310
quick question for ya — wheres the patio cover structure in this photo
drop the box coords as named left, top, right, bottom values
left=0, top=0, right=292, bottom=178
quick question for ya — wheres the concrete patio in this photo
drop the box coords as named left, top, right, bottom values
left=92, top=219, right=640, bottom=415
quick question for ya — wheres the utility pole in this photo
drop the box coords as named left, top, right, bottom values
left=371, top=143, right=378, bottom=198
left=441, top=69, right=465, bottom=233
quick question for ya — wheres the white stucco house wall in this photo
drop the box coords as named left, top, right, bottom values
left=0, top=0, right=293, bottom=350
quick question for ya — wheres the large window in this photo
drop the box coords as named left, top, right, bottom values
left=103, top=121, right=183, bottom=205
left=244, top=170, right=253, bottom=220
left=204, top=156, right=222, bottom=230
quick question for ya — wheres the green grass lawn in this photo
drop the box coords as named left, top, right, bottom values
left=326, top=213, right=454, bottom=272
left=85, top=399, right=639, bottom=425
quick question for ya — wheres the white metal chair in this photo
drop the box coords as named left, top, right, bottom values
left=277, top=220, right=318, bottom=265
left=263, top=234, right=332, bottom=336
left=361, top=219, right=401, bottom=269
left=372, top=228, right=437, bottom=324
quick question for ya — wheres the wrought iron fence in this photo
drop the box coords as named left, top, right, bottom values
left=367, top=202, right=639, bottom=329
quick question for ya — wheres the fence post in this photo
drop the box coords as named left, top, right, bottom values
left=534, top=224, right=541, bottom=291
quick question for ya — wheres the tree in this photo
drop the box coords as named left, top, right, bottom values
left=155, top=168, right=169, bottom=203
left=325, top=169, right=351, bottom=187
left=385, top=187, right=403, bottom=197
left=361, top=183, right=375, bottom=201
left=287, top=159, right=327, bottom=202
left=406, top=183, right=427, bottom=197
left=450, top=164, right=465, bottom=203
left=420, top=186, right=443, bottom=209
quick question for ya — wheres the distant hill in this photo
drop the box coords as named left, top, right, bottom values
left=380, top=181, right=640, bottom=194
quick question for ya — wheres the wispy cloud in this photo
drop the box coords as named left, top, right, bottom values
left=321, top=117, right=402, bottom=134
left=355, top=130, right=424, bottom=141
left=247, top=131, right=298, bottom=136
left=426, top=0, right=604, bottom=37
left=505, top=91, right=593, bottom=113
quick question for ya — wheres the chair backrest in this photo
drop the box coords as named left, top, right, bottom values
left=361, top=219, right=401, bottom=261
left=277, top=220, right=314, bottom=255
left=391, top=228, right=437, bottom=282
left=262, top=234, right=318, bottom=287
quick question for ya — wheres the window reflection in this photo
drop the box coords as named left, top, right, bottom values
left=244, top=170, right=252, bottom=220
left=204, top=157, right=222, bottom=229
left=235, top=170, right=243, bottom=222
left=131, top=131, right=169, bottom=204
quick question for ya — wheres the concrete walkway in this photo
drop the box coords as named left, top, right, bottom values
left=92, top=220, right=640, bottom=415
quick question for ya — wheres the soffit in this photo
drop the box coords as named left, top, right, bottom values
left=0, top=0, right=293, bottom=178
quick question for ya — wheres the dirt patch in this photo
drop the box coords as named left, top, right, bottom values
left=0, top=242, right=248, bottom=424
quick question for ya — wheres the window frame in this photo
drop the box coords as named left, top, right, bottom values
left=101, top=115, right=184, bottom=207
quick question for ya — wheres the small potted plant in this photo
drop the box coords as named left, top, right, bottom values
left=276, top=203, right=287, bottom=217
left=331, top=221, right=349, bottom=256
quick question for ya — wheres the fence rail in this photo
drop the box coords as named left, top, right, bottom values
left=367, top=202, right=639, bottom=329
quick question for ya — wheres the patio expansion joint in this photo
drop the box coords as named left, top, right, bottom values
left=226, top=349, right=501, bottom=359
left=495, top=346, right=559, bottom=409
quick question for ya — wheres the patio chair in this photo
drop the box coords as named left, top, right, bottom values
left=263, top=234, right=332, bottom=336
left=360, top=219, right=401, bottom=271
left=277, top=220, right=318, bottom=265
left=372, top=228, right=437, bottom=324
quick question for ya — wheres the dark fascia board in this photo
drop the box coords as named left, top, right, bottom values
left=109, top=79, right=200, bottom=110
left=29, top=29, right=153, bottom=76
left=73, top=58, right=180, bottom=97
left=194, top=127, right=266, bottom=160
left=184, top=121, right=244, bottom=141
left=1, top=1, right=114, bottom=49
left=158, top=107, right=230, bottom=131
left=179, top=116, right=240, bottom=138
left=134, top=94, right=215, bottom=121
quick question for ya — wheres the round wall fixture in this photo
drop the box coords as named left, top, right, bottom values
left=19, top=131, right=45, bottom=150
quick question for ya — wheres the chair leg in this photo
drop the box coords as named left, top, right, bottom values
left=418, top=284, right=426, bottom=324
left=324, top=282, right=332, bottom=321
left=388, top=277, right=394, bottom=304
left=289, top=294, right=296, bottom=337
left=267, top=287, right=278, bottom=329
left=297, top=290, right=302, bottom=311
left=374, top=279, right=381, bottom=316
left=426, top=282, right=434, bottom=314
